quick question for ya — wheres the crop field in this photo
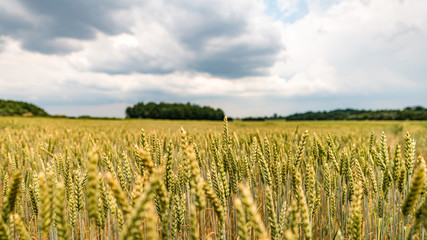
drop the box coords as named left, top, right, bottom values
left=0, top=117, right=426, bottom=240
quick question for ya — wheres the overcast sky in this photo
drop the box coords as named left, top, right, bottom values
left=0, top=0, right=426, bottom=118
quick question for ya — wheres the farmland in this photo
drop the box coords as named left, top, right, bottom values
left=0, top=117, right=426, bottom=239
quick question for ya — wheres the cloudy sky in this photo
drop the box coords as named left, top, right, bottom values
left=0, top=0, right=426, bottom=118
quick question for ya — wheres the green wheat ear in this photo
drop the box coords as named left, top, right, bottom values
left=238, top=183, right=269, bottom=240
left=189, top=204, right=199, bottom=240
left=1, top=170, right=22, bottom=222
left=285, top=199, right=299, bottom=237
left=10, top=214, right=30, bottom=240
left=349, top=180, right=362, bottom=240
left=265, top=186, right=278, bottom=239
left=39, top=170, right=54, bottom=238
left=54, top=182, right=69, bottom=240
left=86, top=149, right=99, bottom=222
left=235, top=198, right=249, bottom=240
left=155, top=180, right=169, bottom=240
left=203, top=181, right=225, bottom=224
left=404, top=132, right=416, bottom=174
left=105, top=172, right=130, bottom=217
left=296, top=177, right=312, bottom=240
left=0, top=216, right=10, bottom=240
left=119, top=168, right=163, bottom=240
left=402, top=163, right=425, bottom=216
left=333, top=229, right=344, bottom=240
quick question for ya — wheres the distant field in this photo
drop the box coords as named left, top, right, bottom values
left=0, top=117, right=426, bottom=239
left=1, top=116, right=426, bottom=133
left=1, top=117, right=426, bottom=151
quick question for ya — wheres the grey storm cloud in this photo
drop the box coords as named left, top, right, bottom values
left=0, top=6, right=33, bottom=34
left=0, top=0, right=283, bottom=78
left=169, top=2, right=247, bottom=50
left=19, top=0, right=127, bottom=38
left=169, top=0, right=283, bottom=78
left=191, top=43, right=281, bottom=78
left=0, top=38, right=4, bottom=52
left=0, top=0, right=131, bottom=54
left=166, top=1, right=283, bottom=78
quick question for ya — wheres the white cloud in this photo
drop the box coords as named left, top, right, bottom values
left=274, top=0, right=427, bottom=94
left=277, top=0, right=303, bottom=16
left=0, top=0, right=426, bottom=117
left=0, top=37, right=293, bottom=115
left=68, top=27, right=190, bottom=74
left=63, top=0, right=283, bottom=78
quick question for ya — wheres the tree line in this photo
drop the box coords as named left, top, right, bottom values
left=125, top=102, right=225, bottom=120
left=242, top=106, right=427, bottom=121
left=0, top=99, right=49, bottom=117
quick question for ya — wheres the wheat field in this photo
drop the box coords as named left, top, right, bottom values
left=0, top=117, right=426, bottom=239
